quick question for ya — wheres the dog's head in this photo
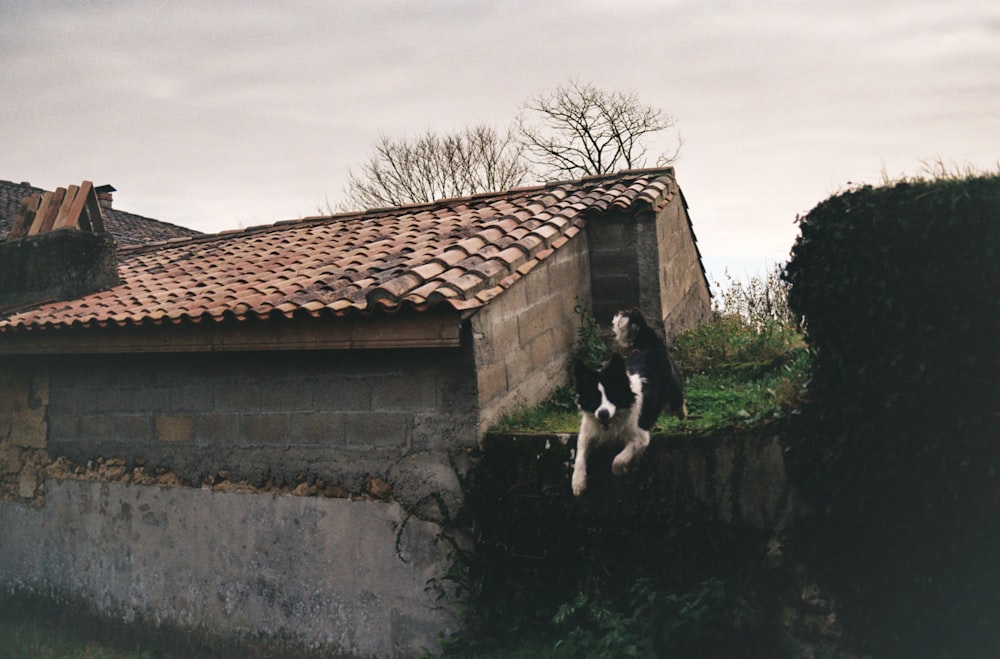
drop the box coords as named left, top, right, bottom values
left=611, top=308, right=647, bottom=350
left=574, top=353, right=636, bottom=430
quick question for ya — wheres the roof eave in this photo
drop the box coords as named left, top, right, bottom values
left=0, top=308, right=464, bottom=355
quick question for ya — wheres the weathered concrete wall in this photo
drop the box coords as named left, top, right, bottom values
left=655, top=196, right=713, bottom=342
left=483, top=430, right=797, bottom=534
left=0, top=479, right=454, bottom=657
left=0, top=230, right=120, bottom=309
left=0, top=362, right=48, bottom=503
left=586, top=190, right=711, bottom=340
left=586, top=213, right=639, bottom=326
left=41, top=348, right=476, bottom=506
left=0, top=348, right=471, bottom=656
left=470, top=232, right=589, bottom=434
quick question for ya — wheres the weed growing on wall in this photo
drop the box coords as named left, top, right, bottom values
left=493, top=282, right=811, bottom=435
left=711, top=265, right=799, bottom=334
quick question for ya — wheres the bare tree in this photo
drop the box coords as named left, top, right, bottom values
left=341, top=124, right=531, bottom=209
left=517, top=79, right=682, bottom=178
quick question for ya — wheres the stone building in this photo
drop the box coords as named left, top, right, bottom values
left=0, top=168, right=711, bottom=656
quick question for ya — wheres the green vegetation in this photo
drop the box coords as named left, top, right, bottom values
left=492, top=273, right=809, bottom=436
left=445, top=270, right=804, bottom=658
left=784, top=167, right=1000, bottom=656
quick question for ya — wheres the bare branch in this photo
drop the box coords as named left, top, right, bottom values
left=341, top=124, right=533, bottom=210
left=517, top=79, right=681, bottom=178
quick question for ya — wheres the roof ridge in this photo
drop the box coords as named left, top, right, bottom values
left=117, top=168, right=677, bottom=256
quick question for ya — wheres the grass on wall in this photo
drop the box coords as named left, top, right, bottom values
left=491, top=286, right=809, bottom=436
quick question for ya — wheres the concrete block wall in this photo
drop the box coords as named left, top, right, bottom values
left=656, top=196, right=713, bottom=341
left=0, top=361, right=48, bottom=503
left=587, top=191, right=711, bottom=342
left=0, top=479, right=455, bottom=657
left=586, top=215, right=639, bottom=326
left=470, top=234, right=590, bottom=434
left=45, top=348, right=478, bottom=491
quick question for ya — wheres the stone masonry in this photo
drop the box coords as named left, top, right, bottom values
left=43, top=347, right=477, bottom=501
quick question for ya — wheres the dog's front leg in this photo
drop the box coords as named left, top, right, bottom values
left=612, top=430, right=650, bottom=475
left=572, top=430, right=591, bottom=496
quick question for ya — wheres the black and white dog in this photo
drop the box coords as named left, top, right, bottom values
left=571, top=309, right=686, bottom=496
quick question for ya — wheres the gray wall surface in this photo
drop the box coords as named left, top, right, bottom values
left=0, top=479, right=454, bottom=657
left=586, top=194, right=711, bottom=341
left=44, top=348, right=477, bottom=496
left=470, top=231, right=589, bottom=433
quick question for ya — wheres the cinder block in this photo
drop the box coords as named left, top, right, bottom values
left=155, top=415, right=194, bottom=443
left=493, top=313, right=522, bottom=356
left=48, top=379, right=100, bottom=415
left=79, top=414, right=114, bottom=441
left=47, top=413, right=78, bottom=442
left=371, top=375, right=438, bottom=412
left=239, top=412, right=292, bottom=445
left=504, top=348, right=532, bottom=388
left=527, top=329, right=557, bottom=367
left=170, top=382, right=213, bottom=413
left=411, top=412, right=477, bottom=450
left=310, top=377, right=372, bottom=412
left=587, top=220, right=631, bottom=249
left=523, top=264, right=550, bottom=302
left=115, top=414, right=154, bottom=442
left=343, top=412, right=411, bottom=448
left=266, top=377, right=320, bottom=413
left=214, top=381, right=262, bottom=413
left=476, top=360, right=508, bottom=406
left=193, top=413, right=240, bottom=445
left=289, top=411, right=347, bottom=446
left=517, top=300, right=550, bottom=345
left=110, top=386, right=171, bottom=414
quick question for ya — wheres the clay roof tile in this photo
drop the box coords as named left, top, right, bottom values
left=0, top=168, right=678, bottom=331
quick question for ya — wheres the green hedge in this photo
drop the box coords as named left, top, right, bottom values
left=783, top=173, right=1000, bottom=656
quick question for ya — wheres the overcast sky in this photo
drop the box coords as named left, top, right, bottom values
left=2, top=1, right=998, bottom=284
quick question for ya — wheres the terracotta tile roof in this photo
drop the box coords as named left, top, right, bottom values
left=0, top=168, right=678, bottom=333
left=0, top=180, right=202, bottom=247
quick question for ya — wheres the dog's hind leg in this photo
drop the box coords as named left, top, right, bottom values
left=611, top=429, right=650, bottom=476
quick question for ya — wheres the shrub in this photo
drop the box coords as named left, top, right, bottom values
left=674, top=265, right=802, bottom=377
left=783, top=170, right=1000, bottom=655
left=713, top=265, right=799, bottom=334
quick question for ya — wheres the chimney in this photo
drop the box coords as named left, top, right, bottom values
left=95, top=184, right=116, bottom=210
left=0, top=181, right=120, bottom=310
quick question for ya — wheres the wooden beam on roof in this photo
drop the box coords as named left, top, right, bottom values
left=83, top=181, right=105, bottom=233
left=8, top=195, right=40, bottom=240
left=28, top=189, right=59, bottom=235
left=0, top=311, right=464, bottom=355
left=52, top=184, right=80, bottom=230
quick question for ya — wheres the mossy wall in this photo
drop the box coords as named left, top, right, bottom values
left=449, top=430, right=799, bottom=651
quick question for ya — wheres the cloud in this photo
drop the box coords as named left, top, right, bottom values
left=2, top=0, right=998, bottom=276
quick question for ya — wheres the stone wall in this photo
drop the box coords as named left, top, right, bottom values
left=470, top=232, right=590, bottom=434
left=0, top=478, right=454, bottom=657
left=0, top=231, right=120, bottom=309
left=586, top=213, right=639, bottom=326
left=655, top=196, right=713, bottom=342
left=586, top=192, right=711, bottom=341
left=0, top=362, right=48, bottom=504
left=483, top=430, right=796, bottom=534
left=41, top=348, right=476, bottom=500
left=0, top=347, right=472, bottom=657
